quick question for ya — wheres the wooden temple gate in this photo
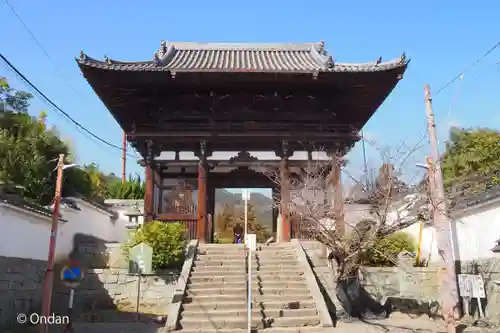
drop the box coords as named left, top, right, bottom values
left=76, top=40, right=407, bottom=242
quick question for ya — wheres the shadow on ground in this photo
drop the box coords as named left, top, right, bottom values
left=3, top=233, right=185, bottom=333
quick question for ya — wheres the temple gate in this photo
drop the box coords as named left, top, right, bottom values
left=76, top=40, right=408, bottom=242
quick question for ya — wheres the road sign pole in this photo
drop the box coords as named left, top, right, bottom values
left=243, top=189, right=249, bottom=237
left=245, top=234, right=256, bottom=333
left=62, top=289, right=75, bottom=333
left=247, top=246, right=252, bottom=333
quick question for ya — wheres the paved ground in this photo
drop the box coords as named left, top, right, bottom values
left=4, top=317, right=497, bottom=333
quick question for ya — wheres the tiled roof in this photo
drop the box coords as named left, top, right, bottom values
left=77, top=40, right=408, bottom=73
left=0, top=192, right=66, bottom=221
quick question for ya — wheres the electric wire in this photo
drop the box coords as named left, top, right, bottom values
left=410, top=41, right=500, bottom=155
left=3, top=0, right=140, bottom=160
left=0, top=53, right=137, bottom=159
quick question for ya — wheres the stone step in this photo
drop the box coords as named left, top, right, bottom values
left=180, top=316, right=264, bottom=330
left=188, top=276, right=246, bottom=284
left=177, top=328, right=327, bottom=333
left=252, top=273, right=306, bottom=281
left=249, top=265, right=302, bottom=271
left=256, top=252, right=297, bottom=257
left=182, top=299, right=316, bottom=311
left=186, top=287, right=311, bottom=297
left=192, top=263, right=301, bottom=271
left=183, top=293, right=313, bottom=304
left=196, top=254, right=298, bottom=261
left=191, top=267, right=246, bottom=274
left=180, top=315, right=321, bottom=329
left=181, top=308, right=317, bottom=319
left=193, top=260, right=246, bottom=267
left=251, top=269, right=305, bottom=276
left=188, top=280, right=308, bottom=290
left=195, top=258, right=299, bottom=265
left=253, top=294, right=313, bottom=303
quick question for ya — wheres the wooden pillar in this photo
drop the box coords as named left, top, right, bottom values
left=279, top=142, right=291, bottom=242
left=197, top=142, right=208, bottom=243
left=144, top=140, right=155, bottom=222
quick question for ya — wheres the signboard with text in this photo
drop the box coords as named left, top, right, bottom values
left=245, top=234, right=257, bottom=251
left=129, top=241, right=153, bottom=275
left=458, top=274, right=485, bottom=298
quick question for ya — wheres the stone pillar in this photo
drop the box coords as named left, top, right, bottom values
left=197, top=142, right=208, bottom=243
left=144, top=140, right=154, bottom=222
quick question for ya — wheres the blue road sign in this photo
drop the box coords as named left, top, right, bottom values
left=61, top=263, right=84, bottom=288
left=63, top=267, right=81, bottom=281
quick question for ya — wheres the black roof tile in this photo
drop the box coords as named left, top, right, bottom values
left=77, top=41, right=408, bottom=73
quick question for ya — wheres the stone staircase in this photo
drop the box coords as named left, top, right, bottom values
left=176, top=242, right=326, bottom=333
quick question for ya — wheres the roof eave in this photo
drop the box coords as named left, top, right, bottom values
left=76, top=54, right=409, bottom=74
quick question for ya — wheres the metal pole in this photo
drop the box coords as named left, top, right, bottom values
left=40, top=154, right=65, bottom=333
left=416, top=221, right=424, bottom=266
left=424, top=84, right=459, bottom=333
left=244, top=189, right=248, bottom=237
left=122, top=131, right=127, bottom=183
left=247, top=247, right=252, bottom=333
left=62, top=289, right=75, bottom=333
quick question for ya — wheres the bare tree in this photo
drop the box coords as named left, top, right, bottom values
left=265, top=139, right=430, bottom=283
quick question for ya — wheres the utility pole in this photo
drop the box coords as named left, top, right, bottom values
left=424, top=84, right=459, bottom=333
left=122, top=131, right=127, bottom=183
left=40, top=154, right=65, bottom=333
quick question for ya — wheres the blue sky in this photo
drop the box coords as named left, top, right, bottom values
left=1, top=0, right=499, bottom=188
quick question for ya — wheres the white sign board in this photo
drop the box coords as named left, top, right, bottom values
left=458, top=274, right=485, bottom=298
left=245, top=233, right=257, bottom=251
left=472, top=274, right=485, bottom=298
left=241, top=189, right=251, bottom=200
left=458, top=274, right=473, bottom=297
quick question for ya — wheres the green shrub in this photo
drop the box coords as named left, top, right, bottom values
left=363, top=232, right=416, bottom=266
left=122, top=221, right=186, bottom=270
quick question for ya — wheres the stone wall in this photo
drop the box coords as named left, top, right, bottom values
left=52, top=268, right=179, bottom=322
left=0, top=250, right=179, bottom=330
left=0, top=256, right=45, bottom=329
left=300, top=240, right=500, bottom=324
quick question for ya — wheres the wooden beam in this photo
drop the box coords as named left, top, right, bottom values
left=127, top=131, right=356, bottom=138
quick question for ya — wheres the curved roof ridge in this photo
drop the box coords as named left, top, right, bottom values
left=168, top=41, right=317, bottom=51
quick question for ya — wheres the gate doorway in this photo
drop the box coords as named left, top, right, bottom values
left=214, top=188, right=275, bottom=244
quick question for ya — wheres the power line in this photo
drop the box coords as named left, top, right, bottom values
left=3, top=0, right=141, bottom=161
left=434, top=42, right=500, bottom=96
left=0, top=52, right=137, bottom=159
left=4, top=0, right=79, bottom=95
left=411, top=41, right=500, bottom=152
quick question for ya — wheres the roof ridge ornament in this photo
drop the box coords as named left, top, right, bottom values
left=154, top=40, right=176, bottom=67
left=399, top=52, right=406, bottom=64
left=104, top=55, right=111, bottom=65
left=375, top=57, right=382, bottom=66
left=79, top=50, right=87, bottom=61
left=326, top=56, right=335, bottom=69
left=159, top=40, right=168, bottom=57
left=318, top=40, right=327, bottom=56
